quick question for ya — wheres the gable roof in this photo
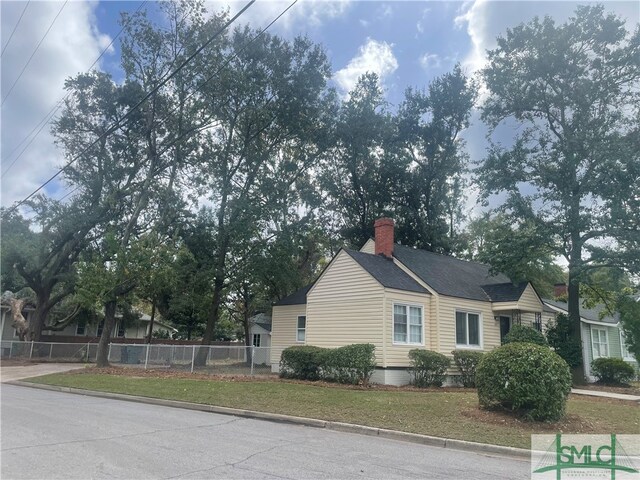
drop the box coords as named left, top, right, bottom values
left=543, top=298, right=619, bottom=325
left=273, top=284, right=313, bottom=306
left=344, top=249, right=428, bottom=294
left=392, top=244, right=512, bottom=301
left=481, top=282, right=529, bottom=302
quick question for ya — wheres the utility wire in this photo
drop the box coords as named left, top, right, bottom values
left=1, top=1, right=31, bottom=58
left=52, top=0, right=299, bottom=207
left=2, top=0, right=68, bottom=107
left=2, top=0, right=148, bottom=176
left=3, top=0, right=256, bottom=216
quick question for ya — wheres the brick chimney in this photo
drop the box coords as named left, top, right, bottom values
left=554, top=283, right=567, bottom=298
left=374, top=218, right=394, bottom=259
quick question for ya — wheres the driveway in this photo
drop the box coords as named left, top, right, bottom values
left=1, top=384, right=530, bottom=479
left=0, top=363, right=86, bottom=383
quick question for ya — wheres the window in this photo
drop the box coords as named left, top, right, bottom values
left=296, top=316, right=306, bottom=342
left=456, top=311, right=481, bottom=348
left=117, top=322, right=125, bottom=337
left=620, top=331, right=632, bottom=360
left=591, top=327, right=609, bottom=359
left=252, top=333, right=261, bottom=347
left=76, top=322, right=86, bottom=336
left=96, top=320, right=104, bottom=337
left=533, top=312, right=542, bottom=332
left=393, top=304, right=423, bottom=345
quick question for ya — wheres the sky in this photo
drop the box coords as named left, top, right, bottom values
left=1, top=0, right=639, bottom=213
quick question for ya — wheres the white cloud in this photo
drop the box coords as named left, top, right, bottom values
left=419, top=53, right=441, bottom=71
left=1, top=0, right=111, bottom=208
left=206, top=0, right=352, bottom=32
left=333, top=38, right=398, bottom=95
left=416, top=7, right=431, bottom=34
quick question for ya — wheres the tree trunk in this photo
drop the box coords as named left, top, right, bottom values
left=244, top=311, right=252, bottom=367
left=196, top=276, right=224, bottom=366
left=567, top=265, right=586, bottom=385
left=30, top=288, right=52, bottom=342
left=96, top=300, right=117, bottom=367
left=146, top=301, right=156, bottom=344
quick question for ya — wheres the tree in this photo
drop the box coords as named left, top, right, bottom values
left=395, top=65, right=477, bottom=253
left=618, top=296, right=640, bottom=363
left=478, top=5, right=640, bottom=381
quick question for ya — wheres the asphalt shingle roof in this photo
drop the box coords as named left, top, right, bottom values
left=344, top=249, right=428, bottom=294
left=481, top=282, right=529, bottom=302
left=542, top=298, right=619, bottom=324
left=392, top=244, right=512, bottom=301
left=273, top=284, right=313, bottom=306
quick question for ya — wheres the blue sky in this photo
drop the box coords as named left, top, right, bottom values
left=1, top=1, right=638, bottom=209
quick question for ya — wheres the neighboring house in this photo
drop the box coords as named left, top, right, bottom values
left=0, top=304, right=176, bottom=342
left=542, top=291, right=638, bottom=382
left=270, top=218, right=545, bottom=385
left=249, top=313, right=271, bottom=365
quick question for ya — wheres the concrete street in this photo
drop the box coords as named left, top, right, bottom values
left=1, top=384, right=530, bottom=479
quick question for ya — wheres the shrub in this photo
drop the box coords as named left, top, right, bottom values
left=503, top=325, right=547, bottom=346
left=591, top=358, right=636, bottom=385
left=452, top=350, right=484, bottom=387
left=279, top=346, right=327, bottom=380
left=322, top=344, right=377, bottom=385
left=408, top=349, right=450, bottom=387
left=476, top=342, right=571, bottom=421
left=546, top=314, right=583, bottom=368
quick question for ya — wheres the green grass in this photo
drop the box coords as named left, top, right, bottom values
left=27, top=372, right=638, bottom=449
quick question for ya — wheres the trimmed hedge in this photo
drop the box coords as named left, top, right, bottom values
left=452, top=350, right=484, bottom=387
left=591, top=358, right=636, bottom=385
left=323, top=344, right=377, bottom=385
left=503, top=325, right=547, bottom=346
left=476, top=342, right=571, bottom=421
left=279, top=344, right=376, bottom=385
left=279, top=346, right=328, bottom=380
left=408, top=349, right=450, bottom=387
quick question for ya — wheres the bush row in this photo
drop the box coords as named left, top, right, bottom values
left=407, top=349, right=484, bottom=387
left=280, top=344, right=376, bottom=385
left=591, top=357, right=636, bottom=385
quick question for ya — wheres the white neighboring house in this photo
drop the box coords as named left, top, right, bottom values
left=542, top=292, right=638, bottom=382
left=249, top=313, right=271, bottom=365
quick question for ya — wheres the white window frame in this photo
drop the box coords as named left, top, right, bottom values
left=591, top=327, right=609, bottom=359
left=116, top=321, right=125, bottom=338
left=392, top=303, right=424, bottom=346
left=76, top=322, right=86, bottom=336
left=619, top=330, right=632, bottom=360
left=252, top=333, right=261, bottom=347
left=296, top=316, right=306, bottom=343
left=455, top=310, right=483, bottom=349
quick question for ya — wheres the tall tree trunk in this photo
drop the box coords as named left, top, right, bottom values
left=196, top=275, right=224, bottom=366
left=244, top=310, right=252, bottom=367
left=146, top=301, right=156, bottom=344
left=30, top=288, right=52, bottom=342
left=96, top=300, right=117, bottom=367
left=567, top=262, right=586, bottom=385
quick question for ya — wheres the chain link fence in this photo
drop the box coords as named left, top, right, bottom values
left=1, top=341, right=273, bottom=376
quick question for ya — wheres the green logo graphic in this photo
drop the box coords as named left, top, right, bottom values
left=532, top=434, right=638, bottom=480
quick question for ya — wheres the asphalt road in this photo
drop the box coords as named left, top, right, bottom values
left=1, top=385, right=530, bottom=479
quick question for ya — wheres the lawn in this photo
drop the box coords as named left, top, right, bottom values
left=26, top=369, right=638, bottom=449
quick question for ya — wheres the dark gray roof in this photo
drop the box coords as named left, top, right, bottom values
left=344, top=249, right=428, bottom=294
left=392, top=244, right=512, bottom=301
left=255, top=322, right=272, bottom=332
left=481, top=282, right=529, bottom=302
left=542, top=298, right=619, bottom=324
left=273, top=284, right=313, bottom=306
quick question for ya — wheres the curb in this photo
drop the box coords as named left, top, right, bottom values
left=9, top=380, right=530, bottom=460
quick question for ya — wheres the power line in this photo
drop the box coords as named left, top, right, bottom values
left=3, top=0, right=257, bottom=216
left=2, top=0, right=148, bottom=176
left=1, top=1, right=31, bottom=58
left=1, top=0, right=68, bottom=107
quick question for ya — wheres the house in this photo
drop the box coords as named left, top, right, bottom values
left=270, top=218, right=545, bottom=385
left=542, top=287, right=638, bottom=382
left=249, top=313, right=271, bottom=365
left=0, top=304, right=176, bottom=343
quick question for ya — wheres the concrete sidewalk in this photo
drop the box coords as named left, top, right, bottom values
left=0, top=363, right=87, bottom=383
left=571, top=388, right=640, bottom=402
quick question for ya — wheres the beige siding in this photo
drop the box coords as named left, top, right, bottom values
left=270, top=304, right=307, bottom=365
left=518, top=284, right=543, bottom=312
left=306, top=251, right=385, bottom=362
left=383, top=289, right=431, bottom=367
left=359, top=238, right=375, bottom=254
